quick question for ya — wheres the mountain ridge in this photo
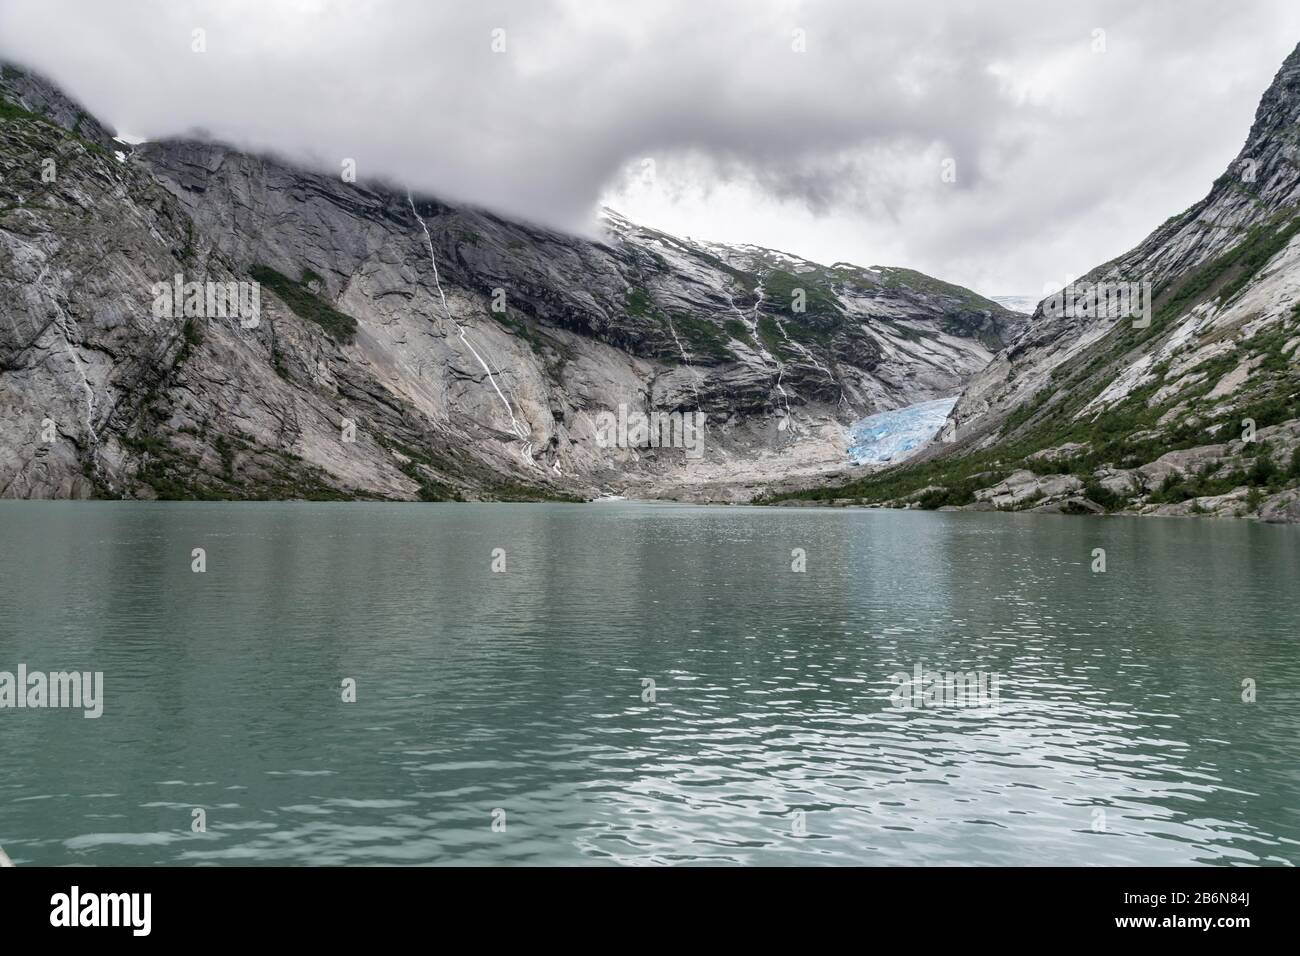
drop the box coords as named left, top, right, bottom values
left=0, top=62, right=1016, bottom=501
left=767, top=41, right=1300, bottom=522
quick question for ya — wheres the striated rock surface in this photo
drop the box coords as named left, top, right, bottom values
left=941, top=43, right=1300, bottom=451
left=0, top=62, right=116, bottom=152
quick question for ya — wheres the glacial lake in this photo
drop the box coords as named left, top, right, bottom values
left=0, top=501, right=1297, bottom=866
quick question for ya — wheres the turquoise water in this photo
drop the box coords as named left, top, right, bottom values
left=0, top=502, right=1297, bottom=866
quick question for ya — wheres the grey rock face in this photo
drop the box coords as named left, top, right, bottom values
left=0, top=63, right=116, bottom=152
left=941, top=42, right=1300, bottom=453
left=1258, top=488, right=1300, bottom=522
left=974, top=469, right=1083, bottom=509
left=1028, top=497, right=1104, bottom=515
left=877, top=42, right=1300, bottom=522
left=1, top=64, right=1020, bottom=501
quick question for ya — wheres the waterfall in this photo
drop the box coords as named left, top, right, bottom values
left=406, top=192, right=532, bottom=461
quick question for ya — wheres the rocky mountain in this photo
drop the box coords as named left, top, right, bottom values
left=0, top=62, right=1020, bottom=501
left=769, top=41, right=1300, bottom=522
left=0, top=63, right=116, bottom=153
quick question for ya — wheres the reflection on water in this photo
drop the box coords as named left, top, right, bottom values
left=0, top=502, right=1297, bottom=866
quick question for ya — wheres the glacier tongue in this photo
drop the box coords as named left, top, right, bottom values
left=847, top=397, right=957, bottom=465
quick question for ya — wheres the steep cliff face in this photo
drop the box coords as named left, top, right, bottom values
left=0, top=63, right=115, bottom=152
left=770, top=43, right=1300, bottom=521
left=0, top=64, right=1018, bottom=501
left=946, top=43, right=1300, bottom=449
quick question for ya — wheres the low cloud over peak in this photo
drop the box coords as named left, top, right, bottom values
left=2, top=0, right=1297, bottom=293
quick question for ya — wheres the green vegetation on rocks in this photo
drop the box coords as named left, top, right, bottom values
left=251, top=265, right=358, bottom=344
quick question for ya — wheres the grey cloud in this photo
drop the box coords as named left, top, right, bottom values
left=1, top=0, right=1297, bottom=292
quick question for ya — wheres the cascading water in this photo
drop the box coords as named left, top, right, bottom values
left=56, top=316, right=98, bottom=446
left=45, top=283, right=104, bottom=482
left=664, top=315, right=701, bottom=409
left=406, top=192, right=533, bottom=464
left=769, top=289, right=850, bottom=415
left=727, top=279, right=795, bottom=432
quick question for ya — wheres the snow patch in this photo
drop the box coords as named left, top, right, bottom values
left=992, top=294, right=1040, bottom=315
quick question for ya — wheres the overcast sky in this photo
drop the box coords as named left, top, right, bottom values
left=2, top=0, right=1297, bottom=296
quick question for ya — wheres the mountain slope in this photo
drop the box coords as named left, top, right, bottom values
left=1, top=63, right=1019, bottom=501
left=768, top=41, right=1300, bottom=522
left=0, top=63, right=115, bottom=152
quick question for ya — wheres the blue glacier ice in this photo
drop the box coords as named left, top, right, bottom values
left=847, top=396, right=958, bottom=465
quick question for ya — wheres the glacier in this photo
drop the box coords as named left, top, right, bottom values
left=847, top=396, right=958, bottom=466
left=991, top=294, right=1040, bottom=315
